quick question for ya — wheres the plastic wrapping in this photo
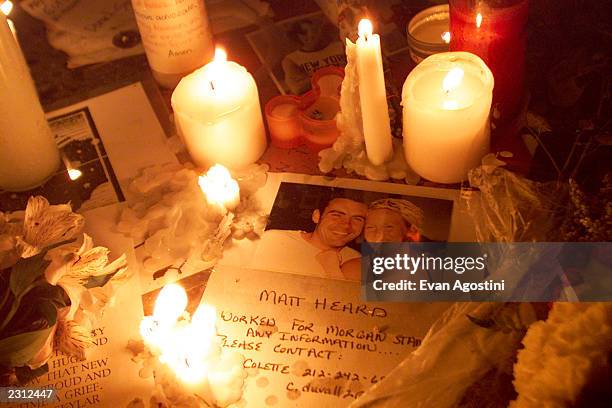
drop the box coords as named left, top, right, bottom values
left=351, top=303, right=531, bottom=408
left=465, top=155, right=565, bottom=243
left=351, top=158, right=570, bottom=407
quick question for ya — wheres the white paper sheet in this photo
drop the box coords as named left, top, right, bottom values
left=48, top=82, right=178, bottom=194
left=202, top=266, right=451, bottom=407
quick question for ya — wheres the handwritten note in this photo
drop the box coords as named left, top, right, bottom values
left=202, top=266, right=450, bottom=407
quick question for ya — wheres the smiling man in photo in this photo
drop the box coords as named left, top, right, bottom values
left=253, top=197, right=367, bottom=280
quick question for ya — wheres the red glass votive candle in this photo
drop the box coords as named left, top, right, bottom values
left=265, top=95, right=302, bottom=148
left=299, top=90, right=340, bottom=152
left=449, top=0, right=529, bottom=122
left=300, top=66, right=342, bottom=151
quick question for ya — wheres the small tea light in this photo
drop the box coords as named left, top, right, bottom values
left=264, top=66, right=344, bottom=151
left=265, top=95, right=301, bottom=148
left=407, top=4, right=450, bottom=64
left=198, top=164, right=240, bottom=212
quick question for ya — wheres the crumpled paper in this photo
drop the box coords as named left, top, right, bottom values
left=21, top=0, right=144, bottom=68
left=20, top=0, right=273, bottom=68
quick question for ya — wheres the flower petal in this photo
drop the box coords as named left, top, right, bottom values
left=44, top=250, right=77, bottom=286
left=58, top=281, right=86, bottom=321
left=21, top=197, right=84, bottom=257
left=55, top=312, right=93, bottom=360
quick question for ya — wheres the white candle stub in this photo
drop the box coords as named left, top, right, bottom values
left=198, top=164, right=241, bottom=212
left=139, top=284, right=246, bottom=407
left=139, top=283, right=189, bottom=352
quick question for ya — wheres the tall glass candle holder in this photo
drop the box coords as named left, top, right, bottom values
left=0, top=15, right=60, bottom=191
left=131, top=0, right=214, bottom=89
left=449, top=0, right=529, bottom=122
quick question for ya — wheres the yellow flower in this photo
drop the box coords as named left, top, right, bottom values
left=511, top=303, right=612, bottom=407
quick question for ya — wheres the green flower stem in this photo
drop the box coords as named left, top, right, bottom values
left=0, top=280, right=45, bottom=334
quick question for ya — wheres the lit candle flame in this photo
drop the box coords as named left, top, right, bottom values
left=198, top=164, right=240, bottom=212
left=1, top=1, right=13, bottom=16
left=214, top=47, right=227, bottom=63
left=442, top=67, right=464, bottom=110
left=191, top=304, right=218, bottom=356
left=209, top=47, right=227, bottom=93
left=153, top=283, right=188, bottom=326
left=358, top=18, right=373, bottom=40
left=139, top=283, right=246, bottom=402
left=442, top=67, right=464, bottom=93
left=67, top=168, right=82, bottom=181
left=142, top=286, right=219, bottom=385
left=192, top=304, right=217, bottom=333
left=441, top=31, right=451, bottom=44
left=162, top=325, right=209, bottom=384
left=61, top=154, right=82, bottom=181
left=476, top=13, right=482, bottom=28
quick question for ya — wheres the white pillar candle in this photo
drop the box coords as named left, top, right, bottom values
left=402, top=51, right=493, bottom=183
left=355, top=19, right=393, bottom=166
left=0, top=15, right=60, bottom=191
left=171, top=48, right=267, bottom=170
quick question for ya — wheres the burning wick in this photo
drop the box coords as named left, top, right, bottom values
left=476, top=13, right=483, bottom=28
left=198, top=164, right=240, bottom=212
left=2, top=1, right=16, bottom=37
left=441, top=31, right=451, bottom=44
left=62, top=154, right=83, bottom=181
left=358, top=19, right=373, bottom=41
left=67, top=169, right=82, bottom=181
left=209, top=47, right=227, bottom=94
left=442, top=67, right=464, bottom=110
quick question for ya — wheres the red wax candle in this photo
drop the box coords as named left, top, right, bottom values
left=449, top=0, right=529, bottom=121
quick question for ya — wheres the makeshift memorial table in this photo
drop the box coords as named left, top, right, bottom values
left=2, top=2, right=611, bottom=408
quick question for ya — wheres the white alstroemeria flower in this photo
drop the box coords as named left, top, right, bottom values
left=44, top=234, right=128, bottom=319
left=16, top=196, right=84, bottom=258
left=54, top=307, right=93, bottom=360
